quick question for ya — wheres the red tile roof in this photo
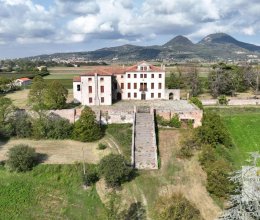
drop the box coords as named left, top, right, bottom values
left=73, top=76, right=81, bottom=82
left=74, top=62, right=164, bottom=81
left=18, top=77, right=31, bottom=82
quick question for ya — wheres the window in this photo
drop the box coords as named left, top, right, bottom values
left=100, top=77, right=104, bottom=81
left=140, top=66, right=143, bottom=71
left=101, top=97, right=104, bottom=103
left=151, top=74, right=154, bottom=78
left=151, top=83, right=154, bottom=89
left=158, top=93, right=161, bottom=98
left=128, top=83, right=131, bottom=89
left=128, top=74, right=131, bottom=78
left=88, top=86, right=92, bottom=93
left=89, top=97, right=93, bottom=103
left=140, top=74, right=143, bottom=78
left=121, top=83, right=124, bottom=89
left=88, top=78, right=92, bottom=81
left=151, top=93, right=154, bottom=98
left=121, top=75, right=124, bottom=78
left=159, top=74, right=162, bottom=78
left=134, top=74, right=137, bottom=78
left=159, top=83, right=162, bottom=89
left=144, top=74, right=147, bottom=78
left=134, top=93, right=137, bottom=98
left=128, top=93, right=131, bottom=98
left=144, top=66, right=147, bottom=71
left=77, top=84, right=80, bottom=91
left=100, top=86, right=104, bottom=93
left=134, top=83, right=137, bottom=89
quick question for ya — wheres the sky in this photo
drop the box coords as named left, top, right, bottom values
left=1, top=0, right=260, bottom=59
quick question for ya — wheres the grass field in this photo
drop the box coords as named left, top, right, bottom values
left=0, top=164, right=107, bottom=220
left=210, top=108, right=260, bottom=167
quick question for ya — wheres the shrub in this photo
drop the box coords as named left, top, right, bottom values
left=156, top=115, right=181, bottom=128
left=11, top=112, right=32, bottom=138
left=32, top=115, right=73, bottom=139
left=189, top=97, right=203, bottom=110
left=99, top=154, right=133, bottom=187
left=169, top=115, right=181, bottom=128
left=73, top=107, right=102, bottom=142
left=155, top=193, right=202, bottom=220
left=218, top=95, right=228, bottom=105
left=83, top=164, right=99, bottom=186
left=206, top=160, right=233, bottom=199
left=6, top=144, right=37, bottom=172
left=98, top=143, right=107, bottom=150
left=196, top=111, right=233, bottom=148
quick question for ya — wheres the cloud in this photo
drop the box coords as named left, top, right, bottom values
left=1, top=0, right=260, bottom=57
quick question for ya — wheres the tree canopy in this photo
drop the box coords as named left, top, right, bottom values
left=73, top=107, right=102, bottom=142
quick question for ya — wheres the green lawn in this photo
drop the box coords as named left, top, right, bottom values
left=211, top=108, right=260, bottom=167
left=43, top=73, right=78, bottom=89
left=0, top=164, right=107, bottom=220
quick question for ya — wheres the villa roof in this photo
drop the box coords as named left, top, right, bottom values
left=17, top=77, right=31, bottom=82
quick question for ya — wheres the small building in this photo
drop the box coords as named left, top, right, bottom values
left=73, top=61, right=180, bottom=106
left=15, top=78, right=32, bottom=87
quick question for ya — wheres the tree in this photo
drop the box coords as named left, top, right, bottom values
left=166, top=72, right=180, bottom=89
left=0, top=97, right=15, bottom=136
left=155, top=193, right=202, bottom=220
left=187, top=67, right=202, bottom=97
left=73, top=107, right=102, bottom=142
left=11, top=111, right=32, bottom=138
left=44, top=80, right=68, bottom=109
left=189, top=97, right=203, bottom=110
left=28, top=75, right=47, bottom=111
left=99, top=154, right=133, bottom=187
left=6, top=144, right=37, bottom=172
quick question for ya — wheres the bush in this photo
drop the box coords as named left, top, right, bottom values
left=156, top=115, right=181, bottom=128
left=6, top=144, right=37, bottom=172
left=73, top=107, right=102, bottom=142
left=32, top=115, right=73, bottom=139
left=155, top=193, right=202, bottom=220
left=169, top=115, right=181, bottom=128
left=218, top=95, right=228, bottom=105
left=189, top=97, right=203, bottom=110
left=196, top=111, right=233, bottom=148
left=98, top=143, right=107, bottom=150
left=11, top=112, right=32, bottom=138
left=199, top=145, right=234, bottom=199
left=99, top=154, right=133, bottom=187
left=83, top=164, right=99, bottom=186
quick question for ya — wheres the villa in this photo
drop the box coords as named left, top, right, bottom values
left=73, top=61, right=180, bottom=105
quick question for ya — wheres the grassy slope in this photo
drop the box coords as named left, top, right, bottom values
left=0, top=164, right=106, bottom=220
left=106, top=124, right=132, bottom=162
left=210, top=108, right=260, bottom=167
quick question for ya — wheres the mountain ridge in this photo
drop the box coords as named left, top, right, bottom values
left=27, top=33, right=260, bottom=61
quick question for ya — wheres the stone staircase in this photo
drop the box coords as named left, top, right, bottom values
left=133, top=112, right=158, bottom=169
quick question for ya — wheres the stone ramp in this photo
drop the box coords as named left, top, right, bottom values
left=134, top=112, right=158, bottom=169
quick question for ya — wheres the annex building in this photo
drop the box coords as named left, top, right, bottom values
left=73, top=61, right=180, bottom=105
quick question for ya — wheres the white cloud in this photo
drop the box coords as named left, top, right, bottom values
left=1, top=0, right=260, bottom=54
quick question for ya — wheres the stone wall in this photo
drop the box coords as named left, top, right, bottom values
left=202, top=99, right=260, bottom=106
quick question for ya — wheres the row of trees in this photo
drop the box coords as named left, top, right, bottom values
left=178, top=111, right=234, bottom=200
left=0, top=96, right=103, bottom=142
left=166, top=63, right=260, bottom=98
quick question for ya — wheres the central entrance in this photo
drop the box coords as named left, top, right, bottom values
left=141, top=93, right=146, bottom=100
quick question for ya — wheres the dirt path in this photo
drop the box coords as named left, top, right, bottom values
left=0, top=138, right=112, bottom=164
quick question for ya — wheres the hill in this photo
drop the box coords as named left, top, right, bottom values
left=26, top=33, right=260, bottom=61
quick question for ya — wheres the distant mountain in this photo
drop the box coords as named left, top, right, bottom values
left=199, top=33, right=260, bottom=52
left=163, top=35, right=194, bottom=47
left=27, top=33, right=260, bottom=61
